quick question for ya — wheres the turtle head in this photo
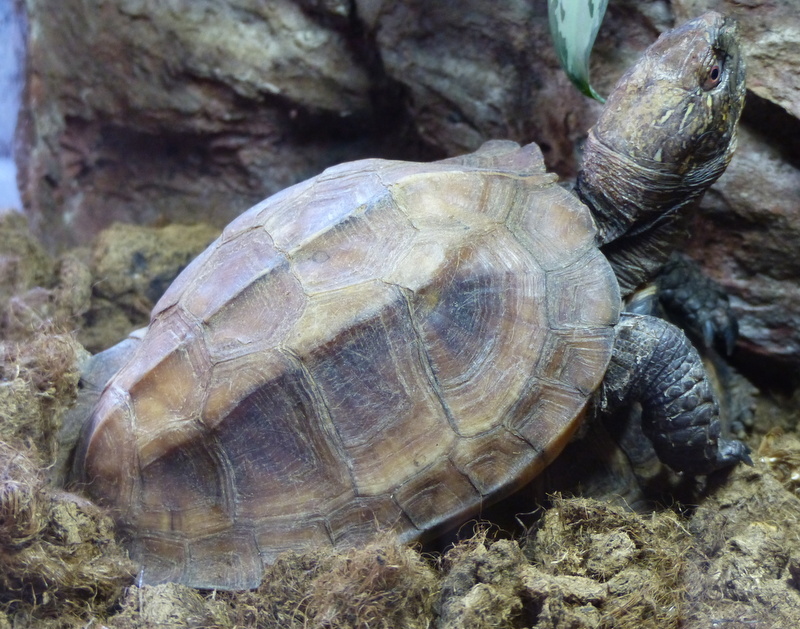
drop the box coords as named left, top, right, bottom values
left=577, top=12, right=745, bottom=244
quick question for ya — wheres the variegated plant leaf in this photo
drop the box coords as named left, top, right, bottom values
left=548, top=0, right=609, bottom=102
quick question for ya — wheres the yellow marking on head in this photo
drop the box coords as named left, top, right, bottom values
left=680, top=103, right=695, bottom=131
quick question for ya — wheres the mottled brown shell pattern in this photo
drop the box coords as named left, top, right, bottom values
left=78, top=140, right=620, bottom=589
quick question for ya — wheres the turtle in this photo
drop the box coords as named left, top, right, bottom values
left=69, top=12, right=750, bottom=590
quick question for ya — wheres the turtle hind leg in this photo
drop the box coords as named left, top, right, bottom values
left=600, top=313, right=751, bottom=475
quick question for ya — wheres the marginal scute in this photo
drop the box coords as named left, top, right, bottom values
left=449, top=427, right=538, bottom=497
left=130, top=534, right=187, bottom=586
left=545, top=248, right=621, bottom=329
left=184, top=529, right=262, bottom=590
left=79, top=387, right=137, bottom=518
left=327, top=495, right=415, bottom=546
left=76, top=141, right=619, bottom=589
left=393, top=457, right=481, bottom=531
left=533, top=327, right=617, bottom=398
left=505, top=379, right=589, bottom=452
left=253, top=516, right=331, bottom=565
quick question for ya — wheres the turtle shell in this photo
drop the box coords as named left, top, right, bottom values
left=76, top=140, right=621, bottom=589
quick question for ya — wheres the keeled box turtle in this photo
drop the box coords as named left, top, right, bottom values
left=70, top=12, right=750, bottom=589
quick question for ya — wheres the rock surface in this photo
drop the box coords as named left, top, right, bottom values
left=688, top=127, right=800, bottom=374
left=15, top=0, right=800, bottom=374
left=17, top=0, right=664, bottom=247
left=674, top=0, right=800, bottom=119
left=3, top=2, right=800, bottom=623
left=672, top=0, right=800, bottom=380
left=18, top=0, right=425, bottom=249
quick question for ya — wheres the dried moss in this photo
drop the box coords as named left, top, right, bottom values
left=0, top=333, right=84, bottom=468
left=437, top=532, right=531, bottom=629
left=528, top=496, right=694, bottom=626
left=108, top=583, right=232, bottom=629
left=0, top=213, right=53, bottom=302
left=686, top=458, right=800, bottom=627
left=222, top=538, right=439, bottom=629
left=225, top=549, right=333, bottom=628
left=306, top=541, right=438, bottom=629
left=0, top=254, right=133, bottom=623
left=0, top=442, right=136, bottom=620
left=0, top=443, right=45, bottom=550
left=83, top=222, right=220, bottom=352
left=438, top=524, right=675, bottom=629
left=0, top=213, right=93, bottom=343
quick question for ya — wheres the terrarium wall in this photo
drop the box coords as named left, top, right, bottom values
left=15, top=0, right=800, bottom=379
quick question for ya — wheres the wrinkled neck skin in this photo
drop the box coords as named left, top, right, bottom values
left=575, top=130, right=732, bottom=295
left=576, top=128, right=733, bottom=248
left=575, top=11, right=745, bottom=294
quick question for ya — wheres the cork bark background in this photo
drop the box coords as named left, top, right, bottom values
left=15, top=0, right=800, bottom=375
left=3, top=2, right=800, bottom=626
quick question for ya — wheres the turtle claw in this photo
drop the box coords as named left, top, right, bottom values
left=717, top=437, right=752, bottom=468
left=722, top=316, right=738, bottom=356
left=702, top=308, right=738, bottom=356
left=702, top=319, right=715, bottom=351
left=605, top=314, right=750, bottom=477
left=680, top=438, right=752, bottom=476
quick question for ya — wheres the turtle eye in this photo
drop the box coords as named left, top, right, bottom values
left=702, top=59, right=723, bottom=91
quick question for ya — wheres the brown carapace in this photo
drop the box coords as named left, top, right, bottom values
left=72, top=12, right=747, bottom=590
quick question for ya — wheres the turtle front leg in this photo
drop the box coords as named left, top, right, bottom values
left=599, top=313, right=751, bottom=475
left=655, top=254, right=738, bottom=355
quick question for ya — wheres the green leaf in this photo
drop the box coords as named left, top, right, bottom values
left=548, top=0, right=609, bottom=103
